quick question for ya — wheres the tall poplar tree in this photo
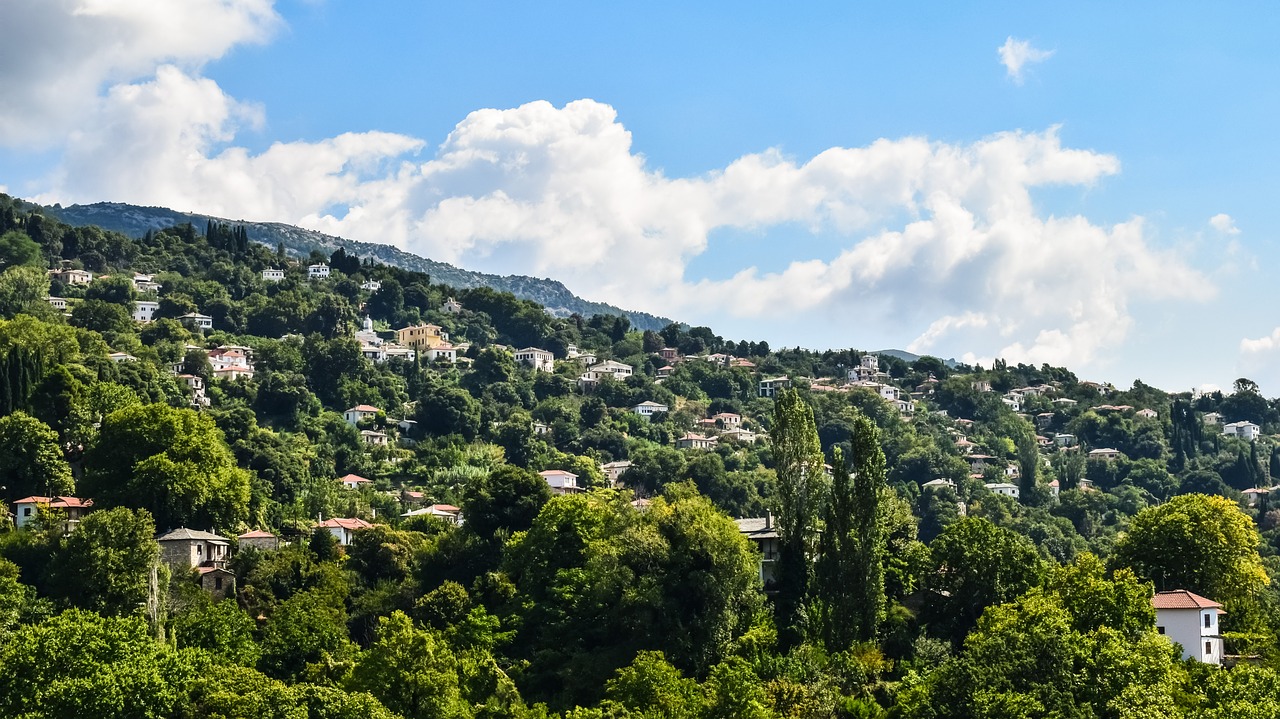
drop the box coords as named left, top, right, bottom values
left=815, top=410, right=886, bottom=649
left=771, top=388, right=825, bottom=648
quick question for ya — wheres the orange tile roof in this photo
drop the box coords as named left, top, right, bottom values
left=1151, top=590, right=1222, bottom=611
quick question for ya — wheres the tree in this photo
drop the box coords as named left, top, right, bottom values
left=47, top=507, right=160, bottom=617
left=462, top=464, right=552, bottom=539
left=0, top=230, right=42, bottom=270
left=923, top=517, right=1045, bottom=644
left=0, top=265, right=51, bottom=318
left=259, top=587, right=355, bottom=682
left=815, top=408, right=886, bottom=650
left=70, top=298, right=133, bottom=334
left=172, top=596, right=261, bottom=667
left=82, top=403, right=252, bottom=530
left=346, top=611, right=469, bottom=719
left=771, top=388, right=826, bottom=648
left=0, top=410, right=73, bottom=500
left=1110, top=494, right=1269, bottom=615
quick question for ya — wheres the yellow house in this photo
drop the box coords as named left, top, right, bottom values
left=395, top=323, right=449, bottom=350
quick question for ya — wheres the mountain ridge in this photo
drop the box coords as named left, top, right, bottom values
left=47, top=201, right=673, bottom=331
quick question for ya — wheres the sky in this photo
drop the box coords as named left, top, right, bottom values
left=1, top=1, right=1279, bottom=394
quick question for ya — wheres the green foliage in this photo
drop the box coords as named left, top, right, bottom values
left=463, top=464, right=552, bottom=539
left=0, top=230, right=43, bottom=270
left=347, top=611, right=470, bottom=719
left=47, top=506, right=159, bottom=616
left=0, top=410, right=74, bottom=500
left=771, top=389, right=826, bottom=649
left=83, top=403, right=252, bottom=529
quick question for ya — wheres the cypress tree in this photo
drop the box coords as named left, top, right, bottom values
left=771, top=388, right=826, bottom=649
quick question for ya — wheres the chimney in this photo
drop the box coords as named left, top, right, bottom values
left=765, top=511, right=773, bottom=529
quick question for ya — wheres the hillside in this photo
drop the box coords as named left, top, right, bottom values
left=48, top=201, right=672, bottom=331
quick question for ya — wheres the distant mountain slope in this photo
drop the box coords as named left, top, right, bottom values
left=49, top=202, right=673, bottom=331
left=874, top=348, right=960, bottom=368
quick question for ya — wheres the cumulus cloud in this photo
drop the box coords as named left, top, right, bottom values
left=998, top=37, right=1054, bottom=84
left=14, top=2, right=1215, bottom=372
left=1241, top=327, right=1280, bottom=355
left=0, top=0, right=279, bottom=145
left=1209, top=213, right=1240, bottom=235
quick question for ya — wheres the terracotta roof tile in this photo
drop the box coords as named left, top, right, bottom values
left=1151, top=590, right=1222, bottom=610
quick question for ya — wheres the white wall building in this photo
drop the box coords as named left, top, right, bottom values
left=1153, top=590, right=1224, bottom=665
left=514, top=347, right=555, bottom=372
left=631, top=401, right=669, bottom=419
left=262, top=269, right=285, bottom=282
left=984, top=482, right=1020, bottom=499
left=308, top=264, right=330, bottom=280
left=133, top=300, right=160, bottom=323
left=540, top=469, right=580, bottom=495
left=1223, top=421, right=1261, bottom=442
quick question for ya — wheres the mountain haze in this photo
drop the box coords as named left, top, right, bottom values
left=49, top=201, right=672, bottom=331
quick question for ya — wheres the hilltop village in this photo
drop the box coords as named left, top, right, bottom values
left=1, top=193, right=1279, bottom=717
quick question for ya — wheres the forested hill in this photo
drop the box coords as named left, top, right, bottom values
left=49, top=201, right=672, bottom=331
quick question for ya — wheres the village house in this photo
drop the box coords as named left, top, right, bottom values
left=157, top=528, right=230, bottom=572
left=179, top=312, right=214, bottom=331
left=395, top=323, right=449, bottom=350
left=720, top=427, right=759, bottom=444
left=360, top=280, right=381, bottom=292
left=319, top=517, right=373, bottom=546
left=1222, top=420, right=1261, bottom=442
left=735, top=514, right=780, bottom=588
left=237, top=529, right=280, bottom=552
left=631, top=400, right=669, bottom=419
left=339, top=473, right=372, bottom=490
left=1153, top=590, right=1224, bottom=665
left=712, top=412, right=742, bottom=429
left=1035, top=412, right=1055, bottom=430
left=1242, top=487, right=1271, bottom=508
left=383, top=345, right=416, bottom=362
left=656, top=365, right=674, bottom=380
left=601, top=460, right=632, bottom=487
left=132, top=273, right=161, bottom=293
left=984, top=482, right=1020, bottom=499
left=675, top=432, right=718, bottom=450
left=108, top=352, right=138, bottom=363
left=361, top=429, right=389, bottom=446
left=424, top=343, right=458, bottom=363
left=1054, top=433, right=1077, bottom=447
left=133, top=300, right=160, bottom=323
left=657, top=347, right=680, bottom=362
left=261, top=268, right=284, bottom=282
left=177, top=374, right=210, bottom=407
left=922, top=478, right=956, bottom=491
left=50, top=268, right=93, bottom=285
left=308, top=263, right=330, bottom=280
left=539, top=469, right=581, bottom=495
left=443, top=297, right=463, bottom=314
left=514, top=347, right=555, bottom=372
left=1088, top=448, right=1123, bottom=461
left=848, top=354, right=885, bottom=383
left=965, top=454, right=996, bottom=472
left=1049, top=479, right=1061, bottom=498
left=11, top=496, right=93, bottom=530
left=1136, top=408, right=1159, bottom=419
left=1202, top=412, right=1223, bottom=425
left=758, top=376, right=792, bottom=398
left=589, top=360, right=633, bottom=380
left=46, top=296, right=68, bottom=311
left=343, top=404, right=381, bottom=425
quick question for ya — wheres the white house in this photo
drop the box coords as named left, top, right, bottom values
left=344, top=404, right=381, bottom=425
left=339, top=473, right=372, bottom=490
left=631, top=400, right=669, bottom=419
left=1088, top=447, right=1123, bottom=461
left=360, top=429, right=388, bottom=446
left=514, top=347, right=555, bottom=372
left=720, top=427, right=759, bottom=444
left=1202, top=412, right=1223, bottom=425
left=759, top=376, right=792, bottom=398
left=1222, top=421, right=1261, bottom=442
left=540, top=469, right=580, bottom=495
left=711, top=413, right=742, bottom=429
left=361, top=280, right=382, bottom=292
left=443, top=297, right=463, bottom=314
left=180, top=312, right=214, bottom=331
left=262, top=269, right=285, bottom=282
left=675, top=433, right=718, bottom=450
left=50, top=268, right=93, bottom=285
left=922, top=478, right=955, bottom=491
left=108, top=352, right=138, bottom=363
left=47, top=296, right=68, bottom=311
left=133, top=300, right=160, bottom=323
left=601, top=460, right=632, bottom=487
left=132, top=273, right=162, bottom=293
left=319, top=517, right=373, bottom=546
left=589, top=360, right=633, bottom=379
left=308, top=264, right=330, bottom=280
left=1136, top=408, right=1159, bottom=419
left=984, top=482, right=1020, bottom=499
left=424, top=344, right=457, bottom=363
left=11, top=495, right=93, bottom=530
left=1054, top=433, right=1077, bottom=447
left=1153, top=590, right=1224, bottom=665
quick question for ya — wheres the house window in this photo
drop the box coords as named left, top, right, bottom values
left=1204, top=613, right=1212, bottom=629
left=22, top=508, right=31, bottom=517
left=196, top=545, right=202, bottom=556
left=1205, top=641, right=1212, bottom=655
left=1156, top=626, right=1165, bottom=635
left=214, top=577, right=222, bottom=590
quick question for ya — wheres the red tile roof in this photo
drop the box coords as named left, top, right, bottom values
left=347, top=404, right=381, bottom=413
left=339, top=474, right=371, bottom=484
left=13, top=496, right=93, bottom=509
left=1151, top=590, right=1222, bottom=611
left=238, top=530, right=276, bottom=539
left=319, top=517, right=373, bottom=530
left=428, top=504, right=460, bottom=513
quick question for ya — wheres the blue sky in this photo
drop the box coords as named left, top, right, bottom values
left=2, top=1, right=1279, bottom=393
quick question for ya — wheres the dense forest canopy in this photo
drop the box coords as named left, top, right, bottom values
left=1, top=192, right=1280, bottom=718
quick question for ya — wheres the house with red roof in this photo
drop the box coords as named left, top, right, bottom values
left=343, top=404, right=381, bottom=425
left=319, top=517, right=374, bottom=545
left=11, top=496, right=93, bottom=530
left=237, top=529, right=280, bottom=552
left=339, top=474, right=372, bottom=490
left=1152, top=590, right=1224, bottom=665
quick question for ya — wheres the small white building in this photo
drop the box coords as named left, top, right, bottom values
left=108, top=352, right=138, bottom=363
left=589, top=360, right=633, bottom=379
left=443, top=297, right=463, bottom=314
left=922, top=478, right=955, bottom=492
left=133, top=300, right=160, bottom=323
left=601, top=460, right=632, bottom=487
left=424, top=344, right=457, bottom=363
left=1153, top=590, right=1224, bottom=665
left=540, top=469, right=581, bottom=495
left=1136, top=408, right=1159, bottom=419
left=361, top=280, right=382, bottom=292
left=759, top=376, right=791, bottom=399
left=1202, top=412, right=1223, bottom=425
left=47, top=296, right=68, bottom=311
left=1222, top=421, right=1261, bottom=442
left=179, top=312, right=214, bottom=331
left=51, top=268, right=93, bottom=285
left=132, top=273, right=162, bottom=293
left=514, top=347, right=555, bottom=372
left=319, top=517, right=373, bottom=546
left=631, top=401, right=669, bottom=419
left=361, top=429, right=389, bottom=446
left=339, top=473, right=372, bottom=490
left=262, top=269, right=285, bottom=282
left=984, top=482, right=1020, bottom=499
left=11, top=496, right=93, bottom=530
left=308, top=264, right=330, bottom=280
left=1088, top=447, right=1123, bottom=461
left=675, top=433, right=717, bottom=450
left=344, top=404, right=381, bottom=425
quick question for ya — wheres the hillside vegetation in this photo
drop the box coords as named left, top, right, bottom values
left=1, top=192, right=1279, bottom=718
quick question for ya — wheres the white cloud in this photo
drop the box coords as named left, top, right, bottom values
left=1241, top=327, right=1280, bottom=355
left=1209, top=213, right=1240, bottom=235
left=0, top=0, right=279, bottom=146
left=12, top=3, right=1214, bottom=373
left=998, top=37, right=1054, bottom=84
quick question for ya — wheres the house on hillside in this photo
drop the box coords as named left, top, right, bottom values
left=319, top=517, right=373, bottom=546
left=758, top=376, right=791, bottom=398
left=157, top=528, right=230, bottom=572
left=50, top=268, right=93, bottom=285
left=133, top=300, right=160, bottom=323
left=262, top=269, right=284, bottom=282
left=1223, top=421, right=1261, bottom=442
left=308, top=263, right=329, bottom=279
left=395, top=323, right=449, bottom=350
left=675, top=433, right=717, bottom=450
left=339, top=474, right=372, bottom=490
left=12, top=496, right=93, bottom=530
left=1153, top=590, right=1224, bottom=665
left=601, top=460, right=632, bottom=487
left=1137, top=408, right=1159, bottom=419
left=514, top=347, right=555, bottom=372
left=984, top=482, right=1020, bottom=499
left=631, top=401, right=668, bottom=419
left=539, top=470, right=580, bottom=495
left=179, top=312, right=214, bottom=331
left=735, top=515, right=780, bottom=588
left=1088, top=448, right=1123, bottom=461
left=343, top=404, right=380, bottom=425
left=237, top=529, right=280, bottom=552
